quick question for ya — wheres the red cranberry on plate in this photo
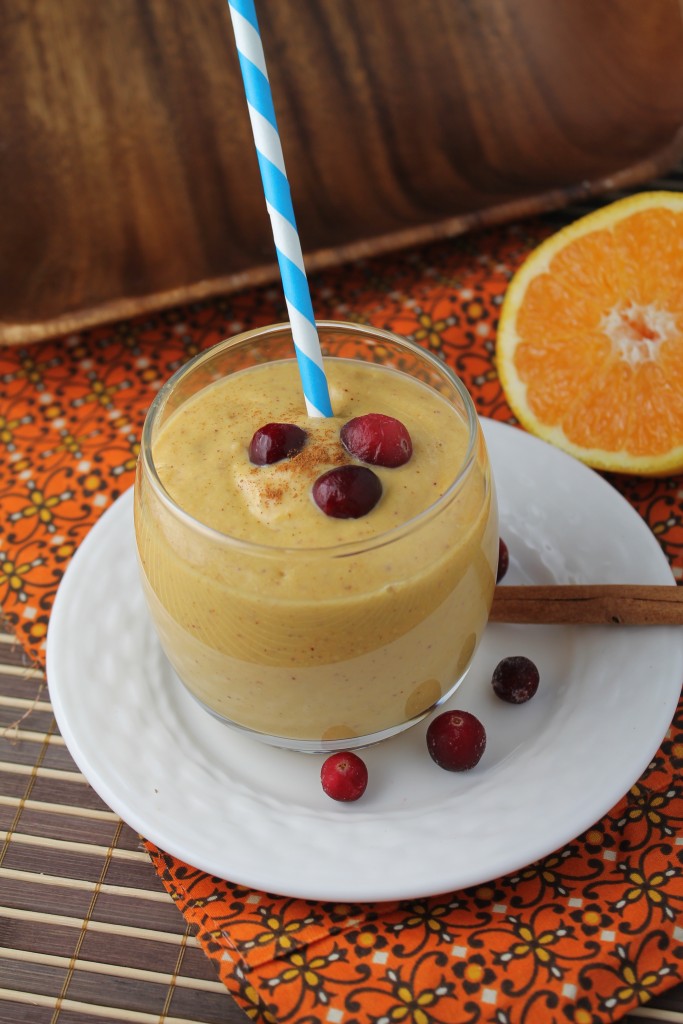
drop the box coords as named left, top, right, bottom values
left=491, top=655, right=540, bottom=704
left=321, top=751, right=368, bottom=801
left=426, top=710, right=487, bottom=771
left=496, top=538, right=509, bottom=582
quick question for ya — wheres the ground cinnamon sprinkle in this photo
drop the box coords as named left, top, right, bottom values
left=261, top=483, right=285, bottom=502
left=274, top=432, right=348, bottom=480
left=248, top=427, right=349, bottom=508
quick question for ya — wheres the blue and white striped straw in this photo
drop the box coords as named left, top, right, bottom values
left=227, top=0, right=333, bottom=418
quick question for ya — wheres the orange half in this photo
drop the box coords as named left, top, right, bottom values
left=496, top=191, right=683, bottom=475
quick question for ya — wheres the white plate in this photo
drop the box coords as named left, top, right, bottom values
left=46, top=420, right=683, bottom=902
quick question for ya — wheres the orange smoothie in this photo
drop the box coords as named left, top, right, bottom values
left=134, top=325, right=497, bottom=749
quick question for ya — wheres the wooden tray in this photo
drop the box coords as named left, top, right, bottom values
left=2, top=0, right=683, bottom=344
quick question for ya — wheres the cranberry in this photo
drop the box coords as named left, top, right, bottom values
left=426, top=710, right=486, bottom=771
left=496, top=538, right=509, bottom=582
left=491, top=655, right=539, bottom=704
left=249, top=422, right=307, bottom=465
left=321, top=751, right=368, bottom=801
left=340, top=413, right=412, bottom=468
left=312, top=465, right=382, bottom=518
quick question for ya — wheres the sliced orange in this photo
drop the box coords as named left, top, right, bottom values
left=496, top=191, right=683, bottom=476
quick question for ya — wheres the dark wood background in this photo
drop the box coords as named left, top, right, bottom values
left=2, top=0, right=683, bottom=343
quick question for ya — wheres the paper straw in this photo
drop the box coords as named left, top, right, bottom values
left=227, top=0, right=333, bottom=418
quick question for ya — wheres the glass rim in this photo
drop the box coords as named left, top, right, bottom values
left=139, top=320, right=483, bottom=557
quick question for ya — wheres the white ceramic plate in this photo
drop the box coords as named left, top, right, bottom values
left=46, top=420, right=683, bottom=902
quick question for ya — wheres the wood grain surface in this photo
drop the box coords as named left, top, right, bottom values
left=2, top=0, right=683, bottom=343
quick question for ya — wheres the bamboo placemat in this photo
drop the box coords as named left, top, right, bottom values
left=0, top=617, right=246, bottom=1024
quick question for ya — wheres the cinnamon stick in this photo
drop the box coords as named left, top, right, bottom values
left=490, top=584, right=683, bottom=626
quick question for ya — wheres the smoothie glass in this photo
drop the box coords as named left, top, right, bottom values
left=134, top=321, right=498, bottom=752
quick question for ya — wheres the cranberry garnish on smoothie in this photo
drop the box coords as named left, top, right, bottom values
left=341, top=413, right=413, bottom=467
left=312, top=465, right=382, bottom=519
left=249, top=422, right=307, bottom=465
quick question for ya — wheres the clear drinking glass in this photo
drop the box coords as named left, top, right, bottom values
left=134, top=321, right=498, bottom=752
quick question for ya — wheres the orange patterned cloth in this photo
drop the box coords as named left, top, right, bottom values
left=1, top=220, right=682, bottom=1024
